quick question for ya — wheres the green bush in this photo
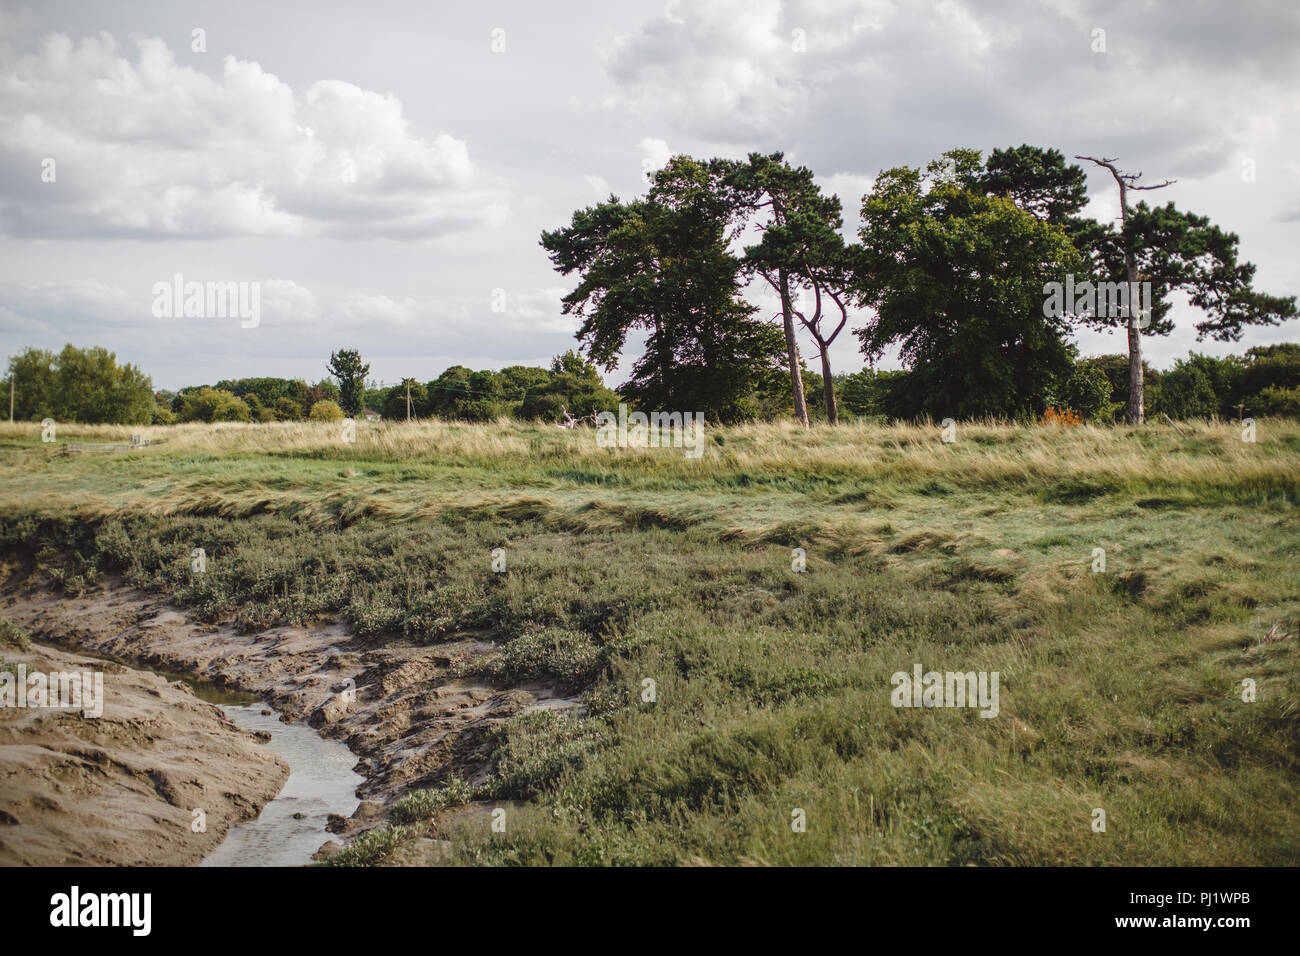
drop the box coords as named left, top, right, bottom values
left=1157, top=361, right=1220, bottom=419
left=273, top=397, right=303, bottom=421
left=388, top=776, right=476, bottom=824
left=177, top=387, right=251, bottom=423
left=1254, top=385, right=1300, bottom=418
left=1054, top=361, right=1119, bottom=421
left=0, top=618, right=31, bottom=650
left=477, top=626, right=603, bottom=689
left=321, top=826, right=414, bottom=866
left=308, top=399, right=345, bottom=422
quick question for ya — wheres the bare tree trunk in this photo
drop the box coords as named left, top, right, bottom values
left=1076, top=155, right=1173, bottom=426
left=1119, top=178, right=1144, bottom=425
left=1125, top=262, right=1144, bottom=425
left=779, top=269, right=809, bottom=427
left=819, top=346, right=838, bottom=425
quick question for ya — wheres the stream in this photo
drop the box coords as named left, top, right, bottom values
left=200, top=702, right=363, bottom=867
left=78, top=649, right=363, bottom=866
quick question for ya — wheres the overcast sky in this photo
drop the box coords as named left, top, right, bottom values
left=1, top=0, right=1297, bottom=391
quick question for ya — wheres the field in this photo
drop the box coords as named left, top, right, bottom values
left=1, top=417, right=1298, bottom=865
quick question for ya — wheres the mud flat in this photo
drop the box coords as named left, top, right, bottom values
left=0, top=641, right=287, bottom=866
left=1, top=581, right=579, bottom=854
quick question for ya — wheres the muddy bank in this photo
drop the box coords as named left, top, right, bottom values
left=0, top=641, right=287, bottom=866
left=1, top=581, right=578, bottom=852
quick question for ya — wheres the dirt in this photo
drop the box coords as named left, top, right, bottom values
left=0, top=579, right=580, bottom=859
left=0, top=640, right=287, bottom=866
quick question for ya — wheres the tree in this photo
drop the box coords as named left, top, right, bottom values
left=1240, top=343, right=1300, bottom=404
left=215, top=377, right=308, bottom=410
left=542, top=157, right=784, bottom=422
left=382, top=380, right=425, bottom=420
left=498, top=365, right=552, bottom=407
left=304, top=379, right=341, bottom=418
left=721, top=153, right=860, bottom=425
left=515, top=352, right=618, bottom=421
left=327, top=349, right=370, bottom=416
left=1157, top=359, right=1220, bottom=419
left=721, top=153, right=845, bottom=427
left=4, top=347, right=57, bottom=421
left=4, top=345, right=153, bottom=424
left=1076, top=155, right=1296, bottom=423
left=854, top=150, right=1083, bottom=419
left=837, top=368, right=912, bottom=420
left=1052, top=358, right=1119, bottom=421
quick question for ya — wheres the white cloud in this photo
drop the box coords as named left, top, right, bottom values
left=638, top=137, right=672, bottom=182
left=0, top=32, right=504, bottom=239
left=606, top=1, right=806, bottom=140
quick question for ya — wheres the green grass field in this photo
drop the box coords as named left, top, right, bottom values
left=1, top=417, right=1297, bottom=864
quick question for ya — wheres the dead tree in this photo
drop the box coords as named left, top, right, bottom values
left=1075, top=156, right=1175, bottom=425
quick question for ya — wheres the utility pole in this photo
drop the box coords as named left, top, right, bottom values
left=8, top=367, right=13, bottom=423
left=405, top=380, right=412, bottom=421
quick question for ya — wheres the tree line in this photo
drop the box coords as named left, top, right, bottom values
left=1, top=345, right=623, bottom=425
left=836, top=344, right=1300, bottom=422
left=7, top=339, right=1295, bottom=428
left=542, top=146, right=1296, bottom=425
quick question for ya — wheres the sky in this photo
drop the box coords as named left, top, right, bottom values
left=0, top=0, right=1297, bottom=391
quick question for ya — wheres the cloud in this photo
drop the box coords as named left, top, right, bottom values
left=638, top=137, right=672, bottom=182
left=601, top=0, right=1300, bottom=183
left=0, top=32, right=505, bottom=239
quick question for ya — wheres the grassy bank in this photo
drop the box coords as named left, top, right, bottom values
left=1, top=418, right=1298, bottom=864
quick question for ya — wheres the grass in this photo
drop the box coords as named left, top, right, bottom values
left=1, top=417, right=1298, bottom=864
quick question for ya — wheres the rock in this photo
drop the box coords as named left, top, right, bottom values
left=312, top=840, right=344, bottom=861
left=309, top=695, right=350, bottom=728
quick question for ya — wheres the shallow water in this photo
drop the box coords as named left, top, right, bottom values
left=200, top=705, right=363, bottom=867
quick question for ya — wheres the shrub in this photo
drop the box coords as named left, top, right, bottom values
left=1054, top=362, right=1118, bottom=421
left=477, top=627, right=603, bottom=689
left=1041, top=406, right=1083, bottom=427
left=1253, top=385, right=1300, bottom=418
left=308, top=399, right=345, bottom=422
left=273, top=397, right=303, bottom=421
left=176, top=387, right=251, bottom=423
left=0, top=618, right=31, bottom=650
left=1158, top=360, right=1221, bottom=419
left=388, top=776, right=476, bottom=824
left=321, top=826, right=414, bottom=866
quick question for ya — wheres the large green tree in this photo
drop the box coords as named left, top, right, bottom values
left=327, top=349, right=370, bottom=416
left=541, top=156, right=784, bottom=422
left=5, top=344, right=153, bottom=424
left=854, top=149, right=1083, bottom=419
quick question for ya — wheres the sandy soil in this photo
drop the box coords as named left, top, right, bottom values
left=1, top=579, right=579, bottom=857
left=0, top=640, right=287, bottom=866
